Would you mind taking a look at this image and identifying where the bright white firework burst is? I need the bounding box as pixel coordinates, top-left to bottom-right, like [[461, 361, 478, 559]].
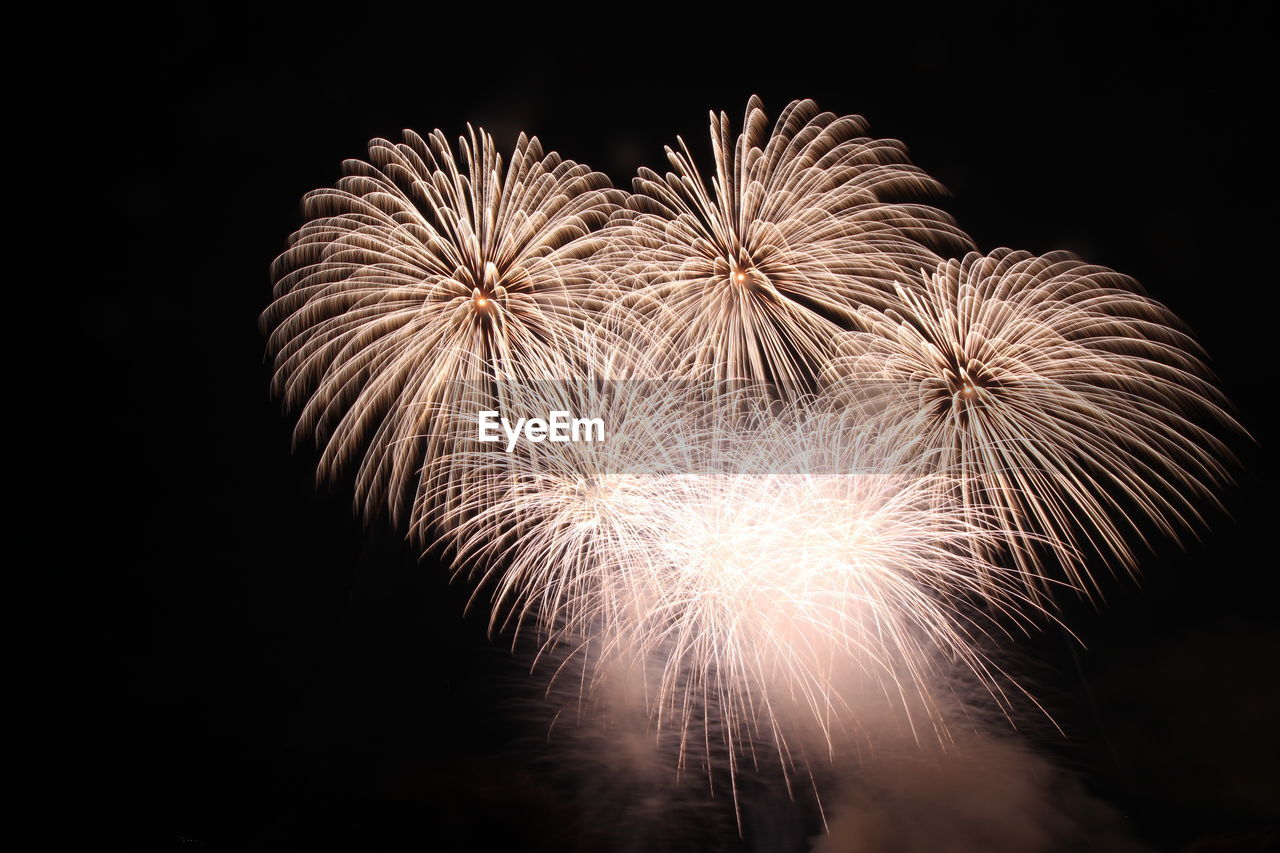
[[442, 385, 1049, 787], [602, 96, 972, 396], [262, 126, 623, 534], [825, 248, 1239, 595]]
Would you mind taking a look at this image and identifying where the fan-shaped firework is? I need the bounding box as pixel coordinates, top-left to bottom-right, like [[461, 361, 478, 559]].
[[826, 248, 1238, 594], [262, 126, 623, 533], [603, 96, 972, 395]]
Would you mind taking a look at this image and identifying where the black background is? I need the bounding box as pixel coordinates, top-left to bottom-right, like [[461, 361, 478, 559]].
[[23, 5, 1276, 850]]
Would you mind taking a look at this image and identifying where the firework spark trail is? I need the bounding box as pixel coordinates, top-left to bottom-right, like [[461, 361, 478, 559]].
[[262, 126, 623, 533], [601, 96, 972, 396], [436, 367, 730, 644], [605, 421, 1046, 767], [824, 249, 1240, 595], [441, 383, 1053, 794]]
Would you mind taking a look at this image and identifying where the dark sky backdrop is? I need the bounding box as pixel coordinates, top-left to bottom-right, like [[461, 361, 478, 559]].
[[24, 6, 1276, 851]]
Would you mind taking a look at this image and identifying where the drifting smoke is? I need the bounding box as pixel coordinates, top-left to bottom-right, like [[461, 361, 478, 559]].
[[810, 725, 1153, 853]]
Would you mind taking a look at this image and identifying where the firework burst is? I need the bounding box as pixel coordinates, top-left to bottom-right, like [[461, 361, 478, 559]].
[[825, 248, 1238, 594], [443, 387, 1045, 785], [436, 367, 723, 644], [262, 126, 623, 532], [605, 426, 1038, 769], [602, 96, 971, 395]]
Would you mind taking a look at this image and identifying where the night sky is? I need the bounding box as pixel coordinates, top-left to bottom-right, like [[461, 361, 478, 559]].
[[23, 7, 1276, 851]]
